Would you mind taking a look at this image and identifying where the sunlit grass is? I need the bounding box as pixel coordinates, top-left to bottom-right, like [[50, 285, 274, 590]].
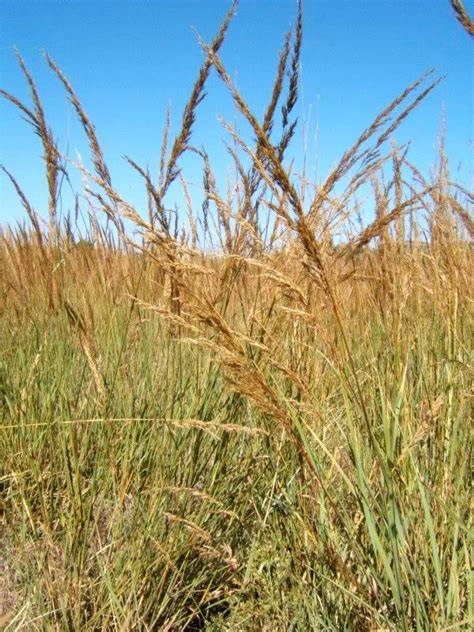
[[0, 1, 472, 629]]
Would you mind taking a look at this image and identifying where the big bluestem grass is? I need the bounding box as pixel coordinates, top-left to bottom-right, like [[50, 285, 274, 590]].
[[0, 1, 472, 629]]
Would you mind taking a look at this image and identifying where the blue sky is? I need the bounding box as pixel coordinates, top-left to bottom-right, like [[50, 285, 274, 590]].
[[0, 0, 472, 230]]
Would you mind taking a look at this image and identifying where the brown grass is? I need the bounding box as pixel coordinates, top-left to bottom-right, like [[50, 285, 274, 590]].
[[451, 0, 474, 36], [0, 1, 472, 629]]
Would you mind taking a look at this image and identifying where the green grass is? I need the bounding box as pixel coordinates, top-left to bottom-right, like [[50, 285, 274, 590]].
[[1, 245, 471, 629], [0, 1, 473, 628]]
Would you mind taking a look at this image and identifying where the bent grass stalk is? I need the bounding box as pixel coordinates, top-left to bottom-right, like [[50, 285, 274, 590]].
[[0, 1, 472, 629]]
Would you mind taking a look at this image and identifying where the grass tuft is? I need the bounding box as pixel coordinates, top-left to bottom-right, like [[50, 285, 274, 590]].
[[0, 1, 472, 629]]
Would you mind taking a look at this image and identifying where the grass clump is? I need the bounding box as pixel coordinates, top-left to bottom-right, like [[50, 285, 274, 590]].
[[0, 1, 472, 629]]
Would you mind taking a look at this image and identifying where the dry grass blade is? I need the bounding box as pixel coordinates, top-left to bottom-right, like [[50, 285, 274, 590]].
[[45, 53, 112, 188], [163, 513, 213, 542], [124, 155, 171, 235], [278, 0, 303, 158], [307, 70, 440, 225], [247, 0, 301, 204], [1, 3, 472, 629], [0, 51, 61, 234], [0, 417, 267, 436], [64, 300, 107, 404], [200, 40, 304, 223], [450, 196, 474, 239], [338, 186, 435, 260], [262, 31, 291, 138], [161, 1, 238, 199], [0, 166, 44, 246], [450, 0, 474, 36], [372, 77, 443, 152], [281, 0, 302, 129]]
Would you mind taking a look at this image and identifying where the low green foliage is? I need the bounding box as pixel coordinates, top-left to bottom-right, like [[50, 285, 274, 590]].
[[0, 1, 472, 629]]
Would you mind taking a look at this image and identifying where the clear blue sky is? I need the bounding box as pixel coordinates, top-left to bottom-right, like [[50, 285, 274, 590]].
[[0, 0, 472, 229]]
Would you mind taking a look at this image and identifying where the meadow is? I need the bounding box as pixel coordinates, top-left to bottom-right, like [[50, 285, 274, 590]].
[[0, 2, 473, 629]]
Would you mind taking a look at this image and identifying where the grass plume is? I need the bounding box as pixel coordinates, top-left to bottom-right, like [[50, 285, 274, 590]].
[[0, 2, 472, 629]]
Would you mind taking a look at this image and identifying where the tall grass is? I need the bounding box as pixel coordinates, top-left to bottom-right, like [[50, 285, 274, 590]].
[[0, 1, 472, 629]]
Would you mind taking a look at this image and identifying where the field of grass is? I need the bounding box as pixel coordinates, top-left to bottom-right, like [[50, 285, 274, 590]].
[[0, 2, 472, 630]]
